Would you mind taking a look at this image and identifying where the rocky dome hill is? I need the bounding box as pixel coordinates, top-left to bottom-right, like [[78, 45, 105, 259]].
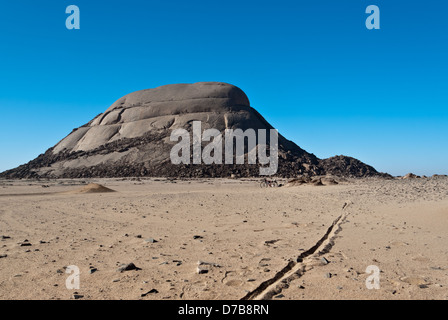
[[0, 82, 390, 179]]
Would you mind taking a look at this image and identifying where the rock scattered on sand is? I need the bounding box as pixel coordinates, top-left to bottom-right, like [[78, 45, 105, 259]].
[[399, 276, 428, 286], [286, 176, 340, 187], [173, 260, 182, 266], [196, 266, 208, 274], [312, 178, 324, 186], [197, 261, 222, 268], [117, 263, 141, 272], [20, 242, 32, 247], [196, 260, 221, 274], [0, 254, 7, 258], [401, 173, 420, 179], [264, 239, 280, 244], [286, 176, 310, 186], [321, 177, 338, 185], [141, 289, 158, 297], [72, 293, 84, 299]]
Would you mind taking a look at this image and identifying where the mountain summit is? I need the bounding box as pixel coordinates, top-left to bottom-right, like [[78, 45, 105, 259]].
[[0, 82, 387, 179]]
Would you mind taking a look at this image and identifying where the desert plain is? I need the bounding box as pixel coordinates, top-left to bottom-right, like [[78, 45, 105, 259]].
[[0, 175, 447, 300]]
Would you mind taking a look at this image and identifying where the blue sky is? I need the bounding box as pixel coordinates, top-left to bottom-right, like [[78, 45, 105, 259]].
[[0, 0, 447, 176]]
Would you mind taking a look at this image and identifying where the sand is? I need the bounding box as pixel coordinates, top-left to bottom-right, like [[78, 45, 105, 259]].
[[63, 183, 116, 194], [0, 176, 447, 300]]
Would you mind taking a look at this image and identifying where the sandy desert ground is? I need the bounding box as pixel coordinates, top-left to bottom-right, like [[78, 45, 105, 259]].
[[0, 176, 447, 300]]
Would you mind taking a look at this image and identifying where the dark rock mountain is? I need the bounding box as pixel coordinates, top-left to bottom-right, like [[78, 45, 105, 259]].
[[0, 82, 389, 179], [320, 155, 383, 178]]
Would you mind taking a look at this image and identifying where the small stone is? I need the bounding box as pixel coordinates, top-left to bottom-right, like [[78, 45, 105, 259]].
[[1, 236, 11, 240], [141, 289, 158, 297], [73, 293, 84, 299], [117, 263, 141, 272], [197, 260, 222, 268], [197, 266, 208, 274], [173, 260, 182, 266], [193, 235, 203, 240], [145, 238, 158, 243], [325, 273, 332, 278], [298, 285, 305, 289], [321, 257, 330, 265], [89, 268, 98, 274], [20, 242, 32, 247], [274, 294, 285, 299], [0, 254, 7, 258], [430, 266, 443, 270]]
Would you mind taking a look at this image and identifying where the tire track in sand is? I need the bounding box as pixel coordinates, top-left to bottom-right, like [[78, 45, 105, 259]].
[[241, 203, 351, 300]]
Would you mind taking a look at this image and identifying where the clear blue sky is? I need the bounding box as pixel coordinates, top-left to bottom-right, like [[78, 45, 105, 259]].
[[0, 1, 447, 176]]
